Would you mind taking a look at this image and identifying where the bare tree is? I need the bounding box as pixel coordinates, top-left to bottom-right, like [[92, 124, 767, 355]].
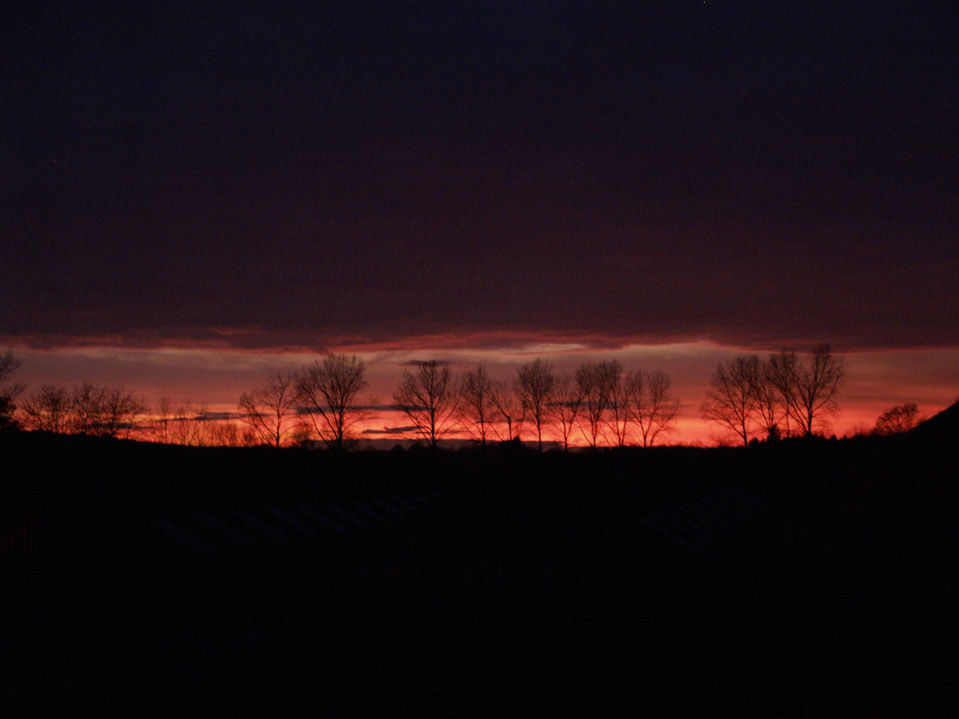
[[575, 360, 618, 448], [607, 366, 637, 448], [633, 370, 679, 447], [767, 351, 799, 437], [99, 385, 147, 439], [147, 399, 209, 446], [753, 357, 786, 440], [151, 396, 176, 443], [701, 355, 761, 445], [296, 354, 369, 450], [458, 365, 497, 448], [288, 422, 313, 448], [71, 382, 106, 435], [207, 419, 243, 447], [21, 385, 71, 433], [550, 374, 583, 451], [0, 350, 20, 382], [69, 382, 144, 438], [0, 349, 24, 429], [239, 371, 299, 448], [192, 409, 251, 447], [768, 345, 845, 437], [874, 403, 922, 436], [168, 401, 207, 446], [393, 360, 458, 449], [515, 358, 554, 451], [490, 380, 525, 442]]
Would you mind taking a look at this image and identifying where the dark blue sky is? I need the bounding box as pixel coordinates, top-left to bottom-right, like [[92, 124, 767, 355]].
[[4, 1, 958, 351]]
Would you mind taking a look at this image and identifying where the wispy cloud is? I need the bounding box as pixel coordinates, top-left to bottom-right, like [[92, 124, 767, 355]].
[[395, 359, 453, 368], [362, 426, 418, 435]]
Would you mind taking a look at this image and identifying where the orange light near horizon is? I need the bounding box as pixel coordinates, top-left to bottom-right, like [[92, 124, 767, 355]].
[[12, 344, 958, 447]]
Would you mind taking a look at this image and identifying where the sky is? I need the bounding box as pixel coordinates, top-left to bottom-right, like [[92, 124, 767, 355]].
[[3, 2, 958, 443]]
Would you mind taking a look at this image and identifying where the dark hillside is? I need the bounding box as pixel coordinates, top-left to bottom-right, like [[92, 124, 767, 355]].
[[3, 424, 956, 713], [776, 403, 959, 704]]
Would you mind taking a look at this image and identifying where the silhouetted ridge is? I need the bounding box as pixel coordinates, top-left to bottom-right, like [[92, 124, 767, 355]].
[[5, 427, 957, 710], [906, 398, 959, 442]]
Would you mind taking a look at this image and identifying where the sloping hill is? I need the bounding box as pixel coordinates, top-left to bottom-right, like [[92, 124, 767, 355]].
[[787, 401, 959, 702], [5, 425, 956, 711]]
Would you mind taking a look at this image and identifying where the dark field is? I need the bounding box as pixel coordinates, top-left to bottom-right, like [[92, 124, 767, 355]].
[[4, 408, 958, 714]]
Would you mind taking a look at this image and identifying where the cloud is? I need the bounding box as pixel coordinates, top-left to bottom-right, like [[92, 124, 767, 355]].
[[395, 359, 453, 368], [3, 5, 958, 356], [196, 411, 241, 422], [362, 426, 418, 435]]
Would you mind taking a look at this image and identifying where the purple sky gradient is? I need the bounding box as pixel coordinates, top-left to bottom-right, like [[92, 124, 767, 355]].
[[3, 2, 957, 438]]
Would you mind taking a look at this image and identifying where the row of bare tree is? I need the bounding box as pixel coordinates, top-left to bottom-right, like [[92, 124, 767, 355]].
[[235, 355, 680, 450], [237, 355, 366, 450], [18, 381, 249, 445], [700, 344, 846, 445], [390, 359, 680, 451], [1, 344, 928, 448], [0, 350, 24, 430], [19, 382, 146, 438], [10, 356, 365, 447], [151, 398, 252, 447]]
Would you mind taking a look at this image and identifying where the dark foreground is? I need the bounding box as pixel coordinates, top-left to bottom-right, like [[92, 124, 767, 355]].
[[4, 409, 959, 714]]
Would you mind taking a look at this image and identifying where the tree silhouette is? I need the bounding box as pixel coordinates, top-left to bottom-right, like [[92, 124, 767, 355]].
[[394, 360, 458, 449], [102, 385, 147, 438], [607, 366, 637, 448], [206, 418, 244, 447], [0, 349, 24, 429], [21, 385, 71, 433], [550, 374, 583, 451], [458, 365, 497, 448], [239, 371, 299, 448], [150, 396, 176, 444], [490, 379, 525, 442], [874, 402, 921, 436], [768, 344, 844, 437], [297, 354, 369, 451], [753, 356, 786, 440], [701, 355, 761, 445], [68, 382, 145, 438], [156, 399, 208, 446], [165, 405, 251, 447], [515, 358, 554, 451], [633, 370, 679, 447], [575, 360, 618, 448], [70, 382, 104, 435]]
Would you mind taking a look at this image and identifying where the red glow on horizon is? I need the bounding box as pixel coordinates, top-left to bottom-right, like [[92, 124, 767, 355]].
[[9, 343, 957, 448]]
